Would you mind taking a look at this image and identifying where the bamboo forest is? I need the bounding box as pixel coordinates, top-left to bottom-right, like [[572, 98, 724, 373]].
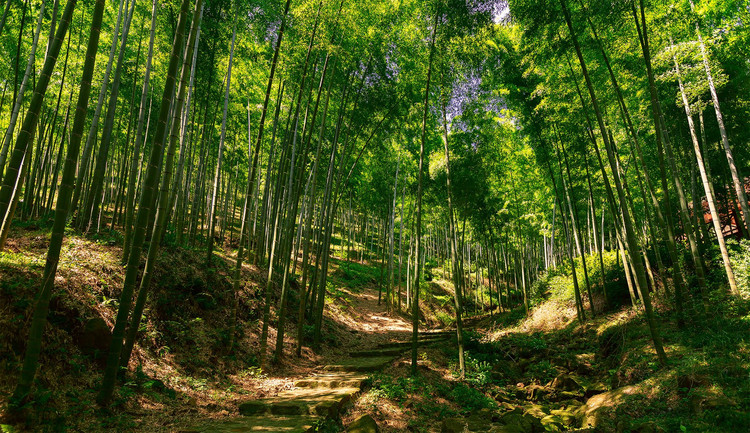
[[1, 0, 750, 431]]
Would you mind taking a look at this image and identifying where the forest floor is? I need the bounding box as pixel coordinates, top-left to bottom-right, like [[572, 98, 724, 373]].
[[0, 225, 454, 432], [339, 269, 750, 433], [1, 225, 750, 432]]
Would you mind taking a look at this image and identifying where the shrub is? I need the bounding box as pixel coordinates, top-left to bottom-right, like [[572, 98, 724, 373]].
[[448, 383, 496, 413], [728, 239, 750, 297]]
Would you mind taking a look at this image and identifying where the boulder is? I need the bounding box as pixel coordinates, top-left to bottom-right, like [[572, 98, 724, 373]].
[[583, 382, 608, 399], [496, 411, 545, 433], [549, 407, 578, 427], [348, 414, 379, 433], [550, 374, 583, 392], [578, 385, 637, 429], [79, 317, 110, 360], [540, 414, 564, 432], [689, 389, 736, 415], [441, 417, 467, 433], [548, 390, 584, 402], [466, 413, 493, 431], [522, 403, 547, 419]]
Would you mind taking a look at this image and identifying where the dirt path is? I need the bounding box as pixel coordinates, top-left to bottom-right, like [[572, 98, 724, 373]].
[[181, 284, 453, 433]]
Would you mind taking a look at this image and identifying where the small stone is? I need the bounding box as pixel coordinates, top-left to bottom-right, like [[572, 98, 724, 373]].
[[79, 317, 111, 360], [348, 414, 379, 433]]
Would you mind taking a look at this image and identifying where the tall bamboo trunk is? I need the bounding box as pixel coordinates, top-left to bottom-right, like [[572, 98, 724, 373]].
[[672, 46, 739, 295], [8, 0, 95, 411], [0, 0, 75, 250], [561, 0, 666, 364], [97, 0, 192, 405]]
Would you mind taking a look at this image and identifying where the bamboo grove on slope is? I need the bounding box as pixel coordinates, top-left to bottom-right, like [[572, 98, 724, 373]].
[[1, 0, 749, 412]]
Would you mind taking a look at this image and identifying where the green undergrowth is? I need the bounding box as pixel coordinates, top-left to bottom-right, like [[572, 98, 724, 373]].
[[0, 225, 272, 432], [502, 249, 750, 432], [729, 238, 750, 298], [362, 370, 496, 430], [356, 248, 750, 432], [331, 259, 382, 292]]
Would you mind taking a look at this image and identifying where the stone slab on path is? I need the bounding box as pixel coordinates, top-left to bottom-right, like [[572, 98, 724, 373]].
[[374, 336, 451, 350], [179, 414, 320, 433], [349, 347, 406, 358], [238, 386, 362, 418], [294, 372, 369, 389], [321, 356, 394, 372]]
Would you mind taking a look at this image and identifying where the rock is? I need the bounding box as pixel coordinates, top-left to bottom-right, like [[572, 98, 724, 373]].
[[525, 384, 549, 401], [548, 390, 583, 402], [466, 414, 493, 431], [677, 373, 710, 393], [550, 374, 583, 392], [238, 401, 267, 416], [578, 385, 637, 429], [522, 403, 547, 419], [478, 407, 499, 422], [491, 388, 512, 402], [144, 378, 167, 392], [583, 382, 608, 399], [540, 414, 564, 431], [689, 389, 736, 415], [79, 318, 111, 361], [496, 411, 544, 433], [549, 407, 578, 427], [441, 417, 467, 433], [348, 414, 379, 433]]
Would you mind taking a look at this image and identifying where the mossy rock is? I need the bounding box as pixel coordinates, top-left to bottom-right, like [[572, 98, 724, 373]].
[[348, 414, 379, 433]]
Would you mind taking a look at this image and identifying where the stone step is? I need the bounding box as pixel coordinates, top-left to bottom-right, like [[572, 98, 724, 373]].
[[180, 414, 321, 433], [238, 387, 361, 418], [293, 372, 368, 389], [349, 348, 405, 358], [321, 356, 394, 373], [423, 330, 455, 336], [375, 336, 451, 350]]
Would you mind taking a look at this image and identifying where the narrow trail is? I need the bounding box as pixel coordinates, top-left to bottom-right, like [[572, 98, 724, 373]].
[[182, 285, 456, 432]]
